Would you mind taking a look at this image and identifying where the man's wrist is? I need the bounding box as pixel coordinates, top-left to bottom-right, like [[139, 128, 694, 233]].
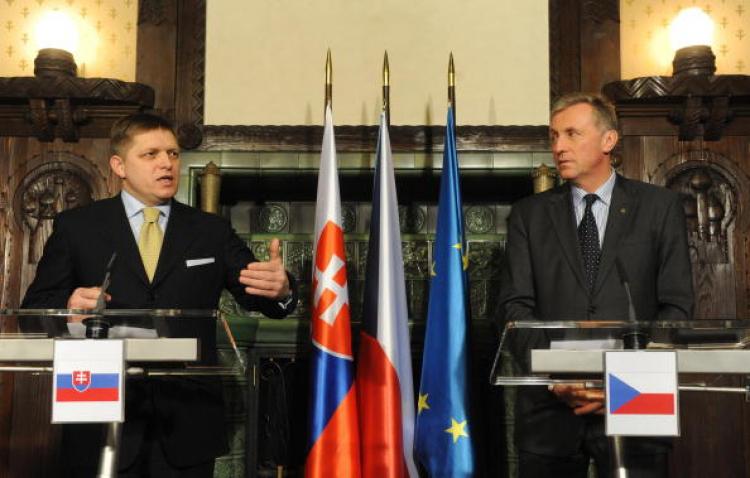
[[277, 291, 294, 310]]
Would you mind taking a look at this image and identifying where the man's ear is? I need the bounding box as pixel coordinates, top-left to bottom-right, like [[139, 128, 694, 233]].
[[110, 155, 126, 179], [602, 129, 619, 154]]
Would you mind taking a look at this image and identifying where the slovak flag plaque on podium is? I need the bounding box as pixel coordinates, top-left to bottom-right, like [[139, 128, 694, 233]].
[[52, 340, 125, 423]]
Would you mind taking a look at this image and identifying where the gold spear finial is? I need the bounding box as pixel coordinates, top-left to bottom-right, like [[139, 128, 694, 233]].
[[448, 52, 455, 113], [325, 49, 332, 110], [383, 51, 390, 122]]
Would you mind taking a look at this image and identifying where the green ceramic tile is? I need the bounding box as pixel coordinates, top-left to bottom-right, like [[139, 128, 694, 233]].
[[458, 153, 492, 169], [221, 151, 260, 169], [338, 152, 373, 169], [174, 175, 190, 204], [414, 153, 443, 169], [392, 153, 415, 168], [492, 152, 533, 170], [298, 153, 321, 169], [259, 153, 299, 169], [180, 151, 219, 174], [532, 152, 555, 168]]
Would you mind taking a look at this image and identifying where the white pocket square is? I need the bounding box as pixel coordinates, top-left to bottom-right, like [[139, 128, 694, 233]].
[[186, 257, 215, 267]]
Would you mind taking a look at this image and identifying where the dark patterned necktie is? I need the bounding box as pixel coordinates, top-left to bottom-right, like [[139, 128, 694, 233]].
[[578, 194, 601, 293]]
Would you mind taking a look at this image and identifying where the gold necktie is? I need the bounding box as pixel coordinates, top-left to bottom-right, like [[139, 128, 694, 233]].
[[138, 207, 163, 281]]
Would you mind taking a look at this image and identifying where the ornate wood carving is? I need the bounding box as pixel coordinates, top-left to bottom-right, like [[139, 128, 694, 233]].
[[604, 75, 750, 140], [547, 0, 564, 101], [138, 0, 204, 149], [669, 167, 735, 263], [581, 0, 618, 23], [200, 124, 549, 152], [27, 99, 53, 142], [14, 161, 94, 264], [0, 77, 153, 105], [174, 0, 206, 149], [138, 0, 168, 25], [651, 149, 750, 320], [0, 77, 154, 141]]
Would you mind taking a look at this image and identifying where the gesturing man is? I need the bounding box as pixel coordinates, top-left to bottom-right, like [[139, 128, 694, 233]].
[[22, 113, 297, 477]]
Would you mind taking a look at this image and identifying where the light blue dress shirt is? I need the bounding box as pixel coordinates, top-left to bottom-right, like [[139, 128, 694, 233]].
[[120, 190, 171, 242], [571, 170, 616, 245]]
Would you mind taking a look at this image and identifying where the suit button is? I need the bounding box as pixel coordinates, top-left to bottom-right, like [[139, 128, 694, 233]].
[[588, 305, 596, 314]]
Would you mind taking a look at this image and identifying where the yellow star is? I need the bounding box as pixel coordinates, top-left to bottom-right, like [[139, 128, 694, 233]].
[[445, 418, 469, 443], [418, 393, 430, 414], [430, 261, 436, 277], [452, 242, 470, 270]]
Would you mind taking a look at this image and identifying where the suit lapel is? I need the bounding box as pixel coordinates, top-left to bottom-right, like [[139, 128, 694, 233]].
[[100, 196, 150, 287], [594, 175, 636, 295], [546, 185, 588, 291], [151, 201, 197, 287]]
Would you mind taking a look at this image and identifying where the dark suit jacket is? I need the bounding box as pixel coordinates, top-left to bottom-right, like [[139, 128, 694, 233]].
[[22, 195, 296, 468], [497, 175, 693, 456]]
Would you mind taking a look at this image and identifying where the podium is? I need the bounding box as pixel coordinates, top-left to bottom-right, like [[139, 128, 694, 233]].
[[491, 319, 750, 477], [0, 308, 244, 478]]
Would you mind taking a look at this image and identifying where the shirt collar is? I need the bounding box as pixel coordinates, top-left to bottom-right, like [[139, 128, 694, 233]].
[[571, 169, 616, 207], [120, 190, 171, 220]]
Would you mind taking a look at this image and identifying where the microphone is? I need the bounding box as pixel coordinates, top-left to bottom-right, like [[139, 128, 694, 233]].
[[615, 257, 648, 349], [84, 252, 117, 339]]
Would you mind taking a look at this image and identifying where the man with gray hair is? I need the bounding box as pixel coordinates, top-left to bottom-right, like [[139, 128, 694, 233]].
[[498, 93, 693, 477]]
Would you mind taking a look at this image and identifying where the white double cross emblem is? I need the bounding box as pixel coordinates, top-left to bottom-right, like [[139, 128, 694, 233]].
[[313, 254, 349, 325]]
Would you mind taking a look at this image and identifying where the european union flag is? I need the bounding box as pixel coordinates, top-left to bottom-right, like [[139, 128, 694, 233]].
[[414, 106, 475, 477]]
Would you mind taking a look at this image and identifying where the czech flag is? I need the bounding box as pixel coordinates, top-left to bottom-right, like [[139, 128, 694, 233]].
[[306, 103, 361, 478], [609, 374, 675, 415], [605, 351, 679, 436], [356, 111, 418, 478]]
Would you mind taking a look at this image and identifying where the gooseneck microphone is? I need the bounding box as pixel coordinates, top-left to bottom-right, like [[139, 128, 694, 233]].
[[83, 252, 117, 339], [615, 257, 648, 350]]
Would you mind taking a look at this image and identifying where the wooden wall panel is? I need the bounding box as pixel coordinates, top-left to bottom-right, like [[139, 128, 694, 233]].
[[618, 105, 750, 477], [549, 0, 620, 102], [672, 381, 747, 478], [0, 137, 115, 477]]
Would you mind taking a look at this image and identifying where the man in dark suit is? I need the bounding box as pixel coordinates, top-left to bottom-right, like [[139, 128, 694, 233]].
[[22, 113, 297, 477], [498, 93, 693, 477]]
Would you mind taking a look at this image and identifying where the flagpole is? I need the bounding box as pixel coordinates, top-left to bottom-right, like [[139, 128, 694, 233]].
[[383, 51, 390, 126], [448, 52, 456, 126], [415, 60, 475, 475], [325, 49, 333, 111], [307, 50, 361, 478]]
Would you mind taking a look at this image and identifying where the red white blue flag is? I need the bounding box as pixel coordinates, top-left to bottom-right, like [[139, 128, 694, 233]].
[[356, 111, 418, 478], [605, 351, 679, 436], [52, 340, 124, 423], [608, 375, 675, 415], [306, 104, 361, 478], [56, 371, 120, 401]]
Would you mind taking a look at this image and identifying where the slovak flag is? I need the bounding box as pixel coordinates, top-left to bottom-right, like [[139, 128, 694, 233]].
[[305, 103, 361, 478], [56, 371, 120, 401], [52, 339, 125, 423], [605, 351, 679, 436]]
